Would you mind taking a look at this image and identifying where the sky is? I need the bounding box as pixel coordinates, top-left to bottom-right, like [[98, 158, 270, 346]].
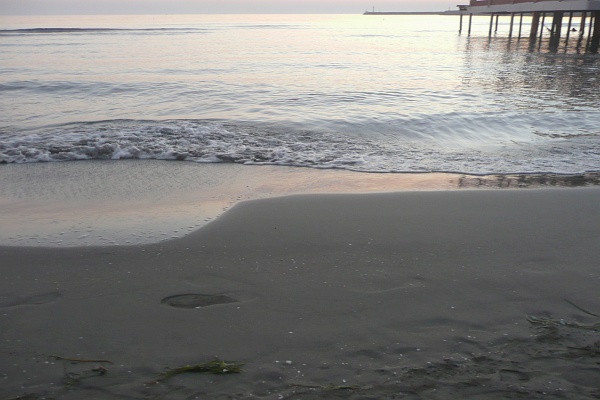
[[0, 0, 456, 15]]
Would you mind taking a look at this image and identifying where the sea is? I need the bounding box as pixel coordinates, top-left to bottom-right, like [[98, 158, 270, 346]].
[[1, 13, 599, 175]]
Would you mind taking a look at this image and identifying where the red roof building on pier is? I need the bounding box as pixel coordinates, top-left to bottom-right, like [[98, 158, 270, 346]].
[[463, 0, 600, 13]]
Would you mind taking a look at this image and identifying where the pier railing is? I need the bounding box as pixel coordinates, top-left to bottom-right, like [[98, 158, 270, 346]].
[[470, 0, 558, 5]]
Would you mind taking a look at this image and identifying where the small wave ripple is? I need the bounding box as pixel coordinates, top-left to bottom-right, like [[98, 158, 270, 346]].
[[0, 27, 208, 35]]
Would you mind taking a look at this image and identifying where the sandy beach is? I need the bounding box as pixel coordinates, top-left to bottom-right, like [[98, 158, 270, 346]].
[[2, 173, 600, 399], [3, 8, 600, 399]]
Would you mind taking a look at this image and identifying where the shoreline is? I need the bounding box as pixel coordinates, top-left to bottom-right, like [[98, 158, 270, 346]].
[[1, 187, 600, 399], [1, 160, 600, 248]]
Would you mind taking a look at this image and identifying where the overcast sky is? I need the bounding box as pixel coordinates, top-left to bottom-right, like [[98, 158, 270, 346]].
[[0, 0, 456, 15]]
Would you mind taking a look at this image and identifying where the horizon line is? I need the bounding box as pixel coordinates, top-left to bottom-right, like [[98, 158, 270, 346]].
[[1, 10, 447, 17]]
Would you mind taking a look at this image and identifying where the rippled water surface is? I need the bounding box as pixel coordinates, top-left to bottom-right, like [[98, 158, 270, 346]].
[[1, 14, 599, 173]]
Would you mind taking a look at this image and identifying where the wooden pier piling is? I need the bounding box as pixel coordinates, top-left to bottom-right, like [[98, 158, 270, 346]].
[[592, 11, 600, 52], [469, 13, 473, 35], [565, 13, 574, 44], [457, 0, 600, 53], [530, 11, 540, 40], [550, 12, 564, 50], [508, 13, 515, 38]]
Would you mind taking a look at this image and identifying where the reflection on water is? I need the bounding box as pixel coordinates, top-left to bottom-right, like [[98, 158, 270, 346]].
[[463, 36, 600, 111], [460, 31, 599, 146]]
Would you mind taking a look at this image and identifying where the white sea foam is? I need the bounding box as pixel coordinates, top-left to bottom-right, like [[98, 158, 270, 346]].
[[1, 118, 599, 174]]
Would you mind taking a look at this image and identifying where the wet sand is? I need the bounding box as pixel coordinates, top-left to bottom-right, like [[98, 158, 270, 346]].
[[2, 160, 598, 248], [2, 185, 600, 399], [0, 161, 467, 247]]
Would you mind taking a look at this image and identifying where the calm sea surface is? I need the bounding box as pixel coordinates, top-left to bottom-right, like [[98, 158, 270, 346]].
[[1, 14, 599, 174]]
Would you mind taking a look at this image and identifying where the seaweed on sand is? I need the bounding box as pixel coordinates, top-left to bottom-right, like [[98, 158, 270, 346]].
[[564, 298, 600, 318], [290, 383, 366, 391], [49, 355, 113, 364], [155, 359, 244, 382], [526, 315, 600, 330], [527, 299, 600, 331]]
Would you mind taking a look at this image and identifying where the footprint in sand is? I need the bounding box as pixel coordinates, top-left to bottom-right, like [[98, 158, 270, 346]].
[[0, 291, 62, 308], [161, 294, 239, 308]]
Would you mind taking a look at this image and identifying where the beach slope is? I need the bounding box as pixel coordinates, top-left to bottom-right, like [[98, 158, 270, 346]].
[[2, 188, 600, 399]]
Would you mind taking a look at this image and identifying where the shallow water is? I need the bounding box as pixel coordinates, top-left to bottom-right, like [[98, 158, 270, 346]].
[[0, 160, 468, 247], [1, 14, 599, 174]]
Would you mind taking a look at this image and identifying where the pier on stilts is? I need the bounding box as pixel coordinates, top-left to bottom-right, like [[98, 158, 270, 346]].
[[457, 0, 600, 53]]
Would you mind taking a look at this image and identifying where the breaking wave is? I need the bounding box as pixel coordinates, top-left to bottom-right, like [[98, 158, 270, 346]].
[[1, 119, 600, 175]]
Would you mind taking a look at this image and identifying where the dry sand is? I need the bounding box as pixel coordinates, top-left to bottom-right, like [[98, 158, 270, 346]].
[[2, 185, 600, 399]]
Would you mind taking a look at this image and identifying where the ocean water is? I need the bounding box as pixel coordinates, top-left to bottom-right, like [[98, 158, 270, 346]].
[[1, 13, 599, 174]]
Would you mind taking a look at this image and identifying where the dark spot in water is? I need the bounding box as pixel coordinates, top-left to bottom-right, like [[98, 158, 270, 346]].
[[161, 294, 238, 308]]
